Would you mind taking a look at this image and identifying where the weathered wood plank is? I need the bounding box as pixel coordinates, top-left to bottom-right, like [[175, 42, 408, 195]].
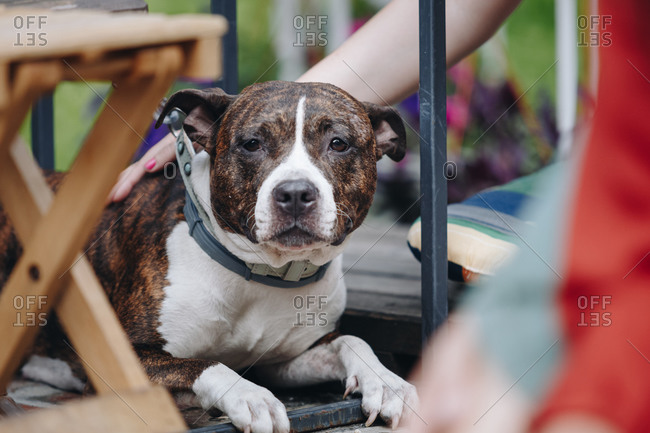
[[189, 399, 366, 433], [342, 223, 420, 280], [0, 386, 183, 433]]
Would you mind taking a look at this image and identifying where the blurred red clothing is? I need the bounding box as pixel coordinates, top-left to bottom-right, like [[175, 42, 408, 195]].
[[534, 1, 650, 432]]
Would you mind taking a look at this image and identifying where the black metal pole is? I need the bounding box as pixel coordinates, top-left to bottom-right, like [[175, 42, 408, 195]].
[[31, 93, 55, 170], [211, 0, 238, 94], [419, 0, 447, 344]]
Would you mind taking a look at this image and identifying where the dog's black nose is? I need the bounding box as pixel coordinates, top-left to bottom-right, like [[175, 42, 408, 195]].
[[273, 180, 318, 217]]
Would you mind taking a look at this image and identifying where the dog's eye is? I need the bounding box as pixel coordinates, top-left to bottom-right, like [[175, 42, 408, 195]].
[[242, 139, 261, 152], [329, 138, 349, 153]]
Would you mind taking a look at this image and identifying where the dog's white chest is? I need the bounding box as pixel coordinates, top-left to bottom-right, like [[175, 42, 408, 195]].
[[157, 223, 346, 370]]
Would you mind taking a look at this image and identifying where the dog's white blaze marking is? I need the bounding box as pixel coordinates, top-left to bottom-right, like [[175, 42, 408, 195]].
[[21, 355, 84, 392], [295, 94, 306, 145], [255, 96, 337, 244]]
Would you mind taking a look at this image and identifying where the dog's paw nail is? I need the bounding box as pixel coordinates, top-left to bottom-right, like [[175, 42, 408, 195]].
[[243, 426, 251, 433], [343, 376, 358, 399], [365, 410, 379, 427], [391, 415, 400, 429]]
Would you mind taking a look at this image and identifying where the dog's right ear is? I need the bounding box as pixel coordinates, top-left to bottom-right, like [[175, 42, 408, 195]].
[[156, 87, 236, 150]]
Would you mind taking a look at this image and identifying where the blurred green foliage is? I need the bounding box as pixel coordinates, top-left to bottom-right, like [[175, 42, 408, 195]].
[[505, 0, 555, 103], [19, 0, 556, 171]]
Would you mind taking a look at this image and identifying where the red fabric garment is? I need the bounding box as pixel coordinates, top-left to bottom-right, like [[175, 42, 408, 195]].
[[533, 1, 650, 432]]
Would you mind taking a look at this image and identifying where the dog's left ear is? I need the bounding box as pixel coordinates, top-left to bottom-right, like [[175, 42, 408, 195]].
[[156, 87, 237, 151], [364, 103, 407, 162]]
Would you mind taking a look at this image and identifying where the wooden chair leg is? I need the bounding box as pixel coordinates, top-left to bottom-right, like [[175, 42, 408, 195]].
[[0, 142, 150, 394], [0, 46, 182, 397]]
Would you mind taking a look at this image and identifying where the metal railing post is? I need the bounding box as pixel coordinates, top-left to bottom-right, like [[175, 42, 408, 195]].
[[211, 0, 238, 94], [419, 0, 448, 343], [31, 93, 55, 169]]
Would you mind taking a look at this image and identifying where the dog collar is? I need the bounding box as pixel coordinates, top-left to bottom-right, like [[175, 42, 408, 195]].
[[166, 109, 331, 288]]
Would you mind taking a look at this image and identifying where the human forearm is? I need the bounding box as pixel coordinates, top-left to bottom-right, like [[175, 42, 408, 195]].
[[298, 0, 521, 105], [297, 0, 419, 105]]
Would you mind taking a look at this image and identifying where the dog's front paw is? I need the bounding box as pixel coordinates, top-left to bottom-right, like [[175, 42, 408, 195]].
[[344, 369, 418, 429], [337, 336, 419, 429], [193, 364, 290, 433]]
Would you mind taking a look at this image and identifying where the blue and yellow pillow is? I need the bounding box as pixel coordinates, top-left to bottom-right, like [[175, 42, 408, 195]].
[[408, 164, 559, 282]]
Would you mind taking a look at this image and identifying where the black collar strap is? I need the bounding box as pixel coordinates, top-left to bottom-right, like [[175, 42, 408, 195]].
[[183, 194, 331, 288], [166, 108, 331, 289]]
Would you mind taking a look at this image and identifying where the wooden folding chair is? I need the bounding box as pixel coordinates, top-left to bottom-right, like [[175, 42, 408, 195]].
[[0, 9, 227, 432]]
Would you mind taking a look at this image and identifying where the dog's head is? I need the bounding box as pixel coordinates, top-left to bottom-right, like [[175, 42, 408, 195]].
[[158, 81, 406, 262]]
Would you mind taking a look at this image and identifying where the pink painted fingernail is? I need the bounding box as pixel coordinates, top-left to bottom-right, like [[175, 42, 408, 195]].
[[144, 158, 156, 170]]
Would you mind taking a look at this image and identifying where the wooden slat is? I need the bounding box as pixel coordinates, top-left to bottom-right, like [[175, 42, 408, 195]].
[[344, 273, 420, 297], [184, 37, 222, 80], [0, 386, 184, 433], [340, 309, 421, 357], [342, 290, 421, 357], [346, 290, 421, 319], [0, 9, 227, 68], [0, 63, 8, 108], [0, 61, 60, 150], [190, 399, 366, 433], [342, 224, 421, 278]]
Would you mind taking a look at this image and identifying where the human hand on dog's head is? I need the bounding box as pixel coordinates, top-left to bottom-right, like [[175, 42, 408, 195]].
[[107, 131, 176, 203]]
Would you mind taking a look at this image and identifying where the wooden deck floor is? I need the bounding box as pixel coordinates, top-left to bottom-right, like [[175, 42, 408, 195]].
[[5, 218, 431, 433], [340, 219, 423, 372], [343, 219, 421, 302]]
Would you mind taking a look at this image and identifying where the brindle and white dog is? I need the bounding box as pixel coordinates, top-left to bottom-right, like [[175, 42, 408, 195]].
[[0, 81, 417, 433]]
